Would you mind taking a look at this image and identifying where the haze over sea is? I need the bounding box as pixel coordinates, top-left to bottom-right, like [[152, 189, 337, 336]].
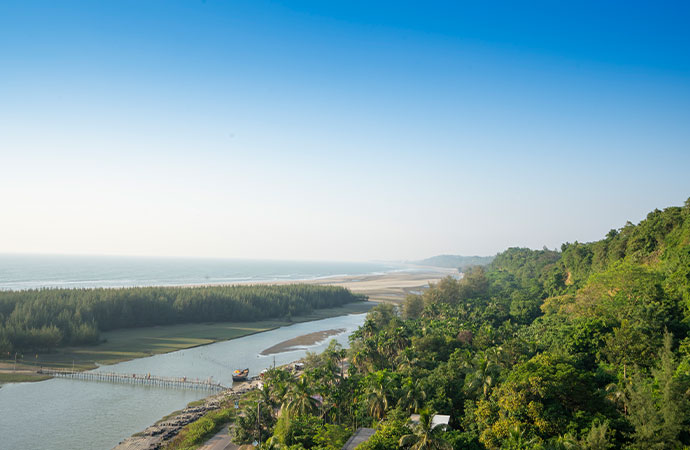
[[0, 254, 400, 291]]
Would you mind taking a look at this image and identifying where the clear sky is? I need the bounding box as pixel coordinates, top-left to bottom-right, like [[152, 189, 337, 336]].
[[1, 1, 689, 261]]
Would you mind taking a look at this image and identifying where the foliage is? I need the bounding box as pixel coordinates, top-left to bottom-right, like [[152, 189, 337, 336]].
[[204, 198, 690, 449], [232, 399, 276, 445], [475, 353, 613, 448], [313, 423, 351, 450], [0, 284, 364, 353], [273, 414, 323, 447], [399, 408, 451, 449], [624, 332, 690, 449], [358, 408, 413, 450], [165, 408, 234, 450]]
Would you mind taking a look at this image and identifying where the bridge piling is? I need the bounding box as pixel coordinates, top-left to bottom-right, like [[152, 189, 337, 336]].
[[38, 368, 227, 392]]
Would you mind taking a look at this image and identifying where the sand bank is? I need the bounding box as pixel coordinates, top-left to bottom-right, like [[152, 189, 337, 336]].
[[260, 328, 346, 355], [301, 267, 458, 302]]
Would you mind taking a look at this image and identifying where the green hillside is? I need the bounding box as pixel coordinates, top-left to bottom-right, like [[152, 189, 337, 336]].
[[228, 198, 690, 449]]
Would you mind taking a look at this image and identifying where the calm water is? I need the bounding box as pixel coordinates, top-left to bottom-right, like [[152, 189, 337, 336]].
[[0, 313, 367, 450], [0, 254, 400, 290]]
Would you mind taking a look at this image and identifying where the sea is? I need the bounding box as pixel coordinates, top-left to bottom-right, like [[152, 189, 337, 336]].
[[0, 254, 401, 291]]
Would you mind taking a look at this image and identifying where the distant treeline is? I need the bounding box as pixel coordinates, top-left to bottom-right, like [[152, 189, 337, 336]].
[[412, 254, 495, 271], [0, 284, 365, 354]]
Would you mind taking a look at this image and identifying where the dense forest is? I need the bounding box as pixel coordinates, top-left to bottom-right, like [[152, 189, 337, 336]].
[[227, 198, 690, 449], [0, 285, 365, 354]]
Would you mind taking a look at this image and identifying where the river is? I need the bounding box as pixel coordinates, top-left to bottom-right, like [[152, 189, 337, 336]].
[[0, 313, 366, 450]]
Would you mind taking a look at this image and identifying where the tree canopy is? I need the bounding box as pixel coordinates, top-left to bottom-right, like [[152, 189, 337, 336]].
[[240, 198, 690, 449], [0, 284, 365, 353]]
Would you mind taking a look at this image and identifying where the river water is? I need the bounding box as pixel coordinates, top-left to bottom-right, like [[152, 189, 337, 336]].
[[0, 313, 367, 450]]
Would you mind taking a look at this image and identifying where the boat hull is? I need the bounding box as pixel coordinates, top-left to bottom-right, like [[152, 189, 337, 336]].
[[232, 368, 249, 382]]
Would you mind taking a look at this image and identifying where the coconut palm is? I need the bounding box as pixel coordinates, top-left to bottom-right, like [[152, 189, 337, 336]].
[[465, 351, 500, 399], [382, 326, 409, 360], [398, 377, 427, 413], [398, 409, 451, 450], [258, 384, 275, 409], [365, 371, 396, 420], [282, 375, 319, 418], [395, 350, 420, 372], [366, 382, 389, 421], [263, 368, 292, 407], [544, 433, 580, 450], [503, 425, 539, 450]]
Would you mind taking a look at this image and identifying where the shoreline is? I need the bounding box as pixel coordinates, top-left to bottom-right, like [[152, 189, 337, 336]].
[[0, 267, 455, 381], [0, 301, 374, 382], [113, 377, 264, 450], [0, 264, 455, 292], [109, 268, 457, 449]]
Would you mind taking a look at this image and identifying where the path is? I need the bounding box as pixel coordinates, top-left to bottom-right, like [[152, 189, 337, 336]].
[[198, 424, 238, 450]]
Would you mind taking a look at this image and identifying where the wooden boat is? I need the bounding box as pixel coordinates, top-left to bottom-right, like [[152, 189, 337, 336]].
[[232, 368, 249, 382]]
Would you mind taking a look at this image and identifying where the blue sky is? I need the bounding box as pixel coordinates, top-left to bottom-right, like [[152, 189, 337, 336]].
[[1, 1, 689, 260]]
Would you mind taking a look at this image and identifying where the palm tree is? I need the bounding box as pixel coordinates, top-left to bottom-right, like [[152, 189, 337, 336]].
[[282, 375, 319, 418], [382, 327, 409, 360], [398, 409, 451, 450], [503, 425, 539, 450], [398, 377, 427, 413], [395, 347, 422, 373], [465, 351, 500, 399], [263, 367, 292, 405], [366, 380, 389, 421], [544, 434, 580, 450], [258, 384, 275, 409], [365, 370, 399, 421], [605, 382, 627, 415], [323, 340, 346, 371]]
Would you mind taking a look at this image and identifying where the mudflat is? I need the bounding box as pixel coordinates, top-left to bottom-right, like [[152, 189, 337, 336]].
[[260, 328, 346, 355]]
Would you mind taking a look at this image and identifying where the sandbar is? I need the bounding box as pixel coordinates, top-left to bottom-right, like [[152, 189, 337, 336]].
[[260, 328, 346, 355]]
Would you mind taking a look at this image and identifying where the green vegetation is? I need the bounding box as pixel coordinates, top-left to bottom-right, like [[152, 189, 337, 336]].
[[0, 284, 365, 354], [166, 408, 235, 450], [231, 342, 353, 449], [0, 372, 51, 384], [4, 301, 372, 370], [220, 198, 690, 449]]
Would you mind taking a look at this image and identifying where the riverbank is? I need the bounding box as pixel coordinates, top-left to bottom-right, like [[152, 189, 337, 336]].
[[1, 267, 454, 382], [0, 370, 51, 384], [0, 301, 373, 382], [113, 379, 261, 450], [0, 313, 368, 450]]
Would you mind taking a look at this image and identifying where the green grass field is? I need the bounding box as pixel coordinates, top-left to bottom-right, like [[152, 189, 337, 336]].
[[6, 301, 373, 372], [0, 373, 52, 383]]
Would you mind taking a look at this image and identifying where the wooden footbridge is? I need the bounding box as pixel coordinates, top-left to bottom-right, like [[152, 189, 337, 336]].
[[38, 368, 228, 392]]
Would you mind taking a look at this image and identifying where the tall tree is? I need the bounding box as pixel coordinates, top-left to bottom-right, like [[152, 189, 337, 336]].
[[399, 409, 451, 450]]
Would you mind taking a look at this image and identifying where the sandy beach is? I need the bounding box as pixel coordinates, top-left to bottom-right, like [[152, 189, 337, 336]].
[[184, 265, 458, 303], [299, 266, 458, 302]]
